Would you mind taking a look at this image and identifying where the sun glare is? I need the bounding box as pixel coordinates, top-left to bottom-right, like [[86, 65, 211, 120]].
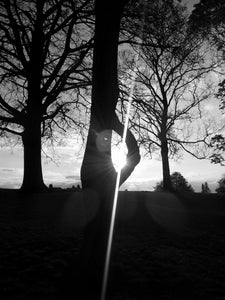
[[112, 146, 127, 171]]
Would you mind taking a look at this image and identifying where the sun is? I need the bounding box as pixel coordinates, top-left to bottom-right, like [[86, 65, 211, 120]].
[[112, 146, 127, 171]]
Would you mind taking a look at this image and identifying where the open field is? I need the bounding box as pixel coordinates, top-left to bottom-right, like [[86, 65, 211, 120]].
[[0, 189, 225, 299]]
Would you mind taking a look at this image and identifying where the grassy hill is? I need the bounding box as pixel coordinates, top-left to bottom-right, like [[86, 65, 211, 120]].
[[0, 189, 225, 299]]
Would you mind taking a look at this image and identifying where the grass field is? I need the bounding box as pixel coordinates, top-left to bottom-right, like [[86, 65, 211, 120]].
[[0, 189, 225, 299]]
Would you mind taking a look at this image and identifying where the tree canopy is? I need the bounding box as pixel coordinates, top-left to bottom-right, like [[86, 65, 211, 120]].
[[0, 0, 93, 190], [119, 0, 215, 190], [215, 174, 225, 193], [0, 0, 93, 138], [154, 171, 194, 192], [190, 0, 225, 167]]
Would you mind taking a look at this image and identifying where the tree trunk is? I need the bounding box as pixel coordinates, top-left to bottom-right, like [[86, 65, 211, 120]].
[[160, 102, 173, 192], [20, 2, 46, 192], [81, 0, 124, 192], [78, 114, 140, 299], [21, 120, 46, 192], [77, 0, 139, 298], [161, 137, 173, 191], [79, 0, 123, 295]]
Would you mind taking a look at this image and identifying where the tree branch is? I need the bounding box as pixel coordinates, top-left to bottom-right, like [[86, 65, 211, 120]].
[[112, 113, 140, 185]]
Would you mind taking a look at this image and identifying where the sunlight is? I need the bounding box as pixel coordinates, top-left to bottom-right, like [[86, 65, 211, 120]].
[[112, 146, 127, 171]]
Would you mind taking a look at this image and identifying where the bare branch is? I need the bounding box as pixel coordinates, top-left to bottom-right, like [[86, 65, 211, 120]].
[[0, 126, 22, 136]]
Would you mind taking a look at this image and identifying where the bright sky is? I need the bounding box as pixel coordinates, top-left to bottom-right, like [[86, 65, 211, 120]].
[[0, 0, 224, 192], [0, 117, 224, 193]]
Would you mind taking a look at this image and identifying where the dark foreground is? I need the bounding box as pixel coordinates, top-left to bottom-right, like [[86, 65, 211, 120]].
[[0, 189, 225, 299]]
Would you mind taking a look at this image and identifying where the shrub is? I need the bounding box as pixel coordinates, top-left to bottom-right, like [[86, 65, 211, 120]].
[[154, 172, 194, 192], [215, 175, 225, 193]]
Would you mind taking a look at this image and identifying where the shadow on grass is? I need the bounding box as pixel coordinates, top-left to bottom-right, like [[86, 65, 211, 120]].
[[1, 189, 225, 299]]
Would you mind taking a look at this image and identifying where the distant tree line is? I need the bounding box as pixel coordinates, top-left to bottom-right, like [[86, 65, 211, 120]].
[[154, 172, 225, 194], [201, 181, 211, 193], [154, 172, 194, 193]]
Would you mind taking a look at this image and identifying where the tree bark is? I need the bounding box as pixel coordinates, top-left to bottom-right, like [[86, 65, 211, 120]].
[[21, 120, 46, 192], [20, 1, 46, 192], [160, 105, 173, 192], [161, 138, 173, 191]]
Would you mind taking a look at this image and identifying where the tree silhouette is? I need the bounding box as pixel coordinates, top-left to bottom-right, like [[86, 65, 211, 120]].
[[0, 0, 93, 191], [201, 181, 211, 193], [81, 2, 140, 192], [190, 0, 225, 167], [211, 78, 225, 165], [190, 0, 225, 44], [120, 0, 214, 191], [209, 134, 225, 166], [215, 175, 225, 193], [154, 171, 194, 192], [78, 0, 140, 298]]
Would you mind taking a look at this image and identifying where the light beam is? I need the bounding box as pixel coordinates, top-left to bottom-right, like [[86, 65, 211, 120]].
[[101, 3, 146, 299], [100, 51, 142, 300]]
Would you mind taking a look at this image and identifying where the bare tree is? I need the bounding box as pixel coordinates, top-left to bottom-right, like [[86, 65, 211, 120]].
[[0, 0, 93, 191], [190, 0, 225, 167], [119, 0, 216, 191]]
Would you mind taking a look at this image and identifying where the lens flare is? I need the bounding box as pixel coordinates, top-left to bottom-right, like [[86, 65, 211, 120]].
[[101, 60, 138, 300], [112, 146, 127, 171], [101, 3, 147, 299]]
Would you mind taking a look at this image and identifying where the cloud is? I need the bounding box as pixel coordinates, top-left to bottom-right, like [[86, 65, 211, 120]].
[[43, 169, 66, 182], [121, 179, 158, 191], [0, 167, 23, 174], [1, 168, 15, 172], [42, 170, 81, 188], [0, 142, 223, 193], [127, 158, 162, 181], [0, 167, 23, 189], [65, 175, 80, 180], [204, 104, 215, 111]]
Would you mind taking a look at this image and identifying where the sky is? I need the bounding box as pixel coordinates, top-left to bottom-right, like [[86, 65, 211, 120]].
[[0, 0, 224, 192], [0, 120, 224, 193]]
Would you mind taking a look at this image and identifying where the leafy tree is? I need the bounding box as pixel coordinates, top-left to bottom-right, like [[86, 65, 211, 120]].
[[209, 134, 225, 165], [154, 171, 194, 192], [0, 0, 93, 191], [211, 79, 225, 165], [190, 0, 225, 48], [120, 0, 214, 191], [215, 175, 225, 193], [201, 181, 211, 193]]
